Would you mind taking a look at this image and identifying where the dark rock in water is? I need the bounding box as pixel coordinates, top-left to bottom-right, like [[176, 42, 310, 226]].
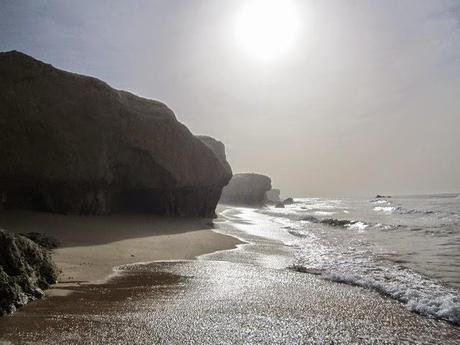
[[289, 265, 324, 275], [320, 218, 356, 227], [283, 197, 294, 205], [301, 216, 357, 228], [0, 51, 231, 217], [19, 232, 59, 250], [376, 195, 392, 199], [0, 229, 58, 316], [265, 189, 281, 203], [275, 202, 285, 208], [220, 173, 271, 206], [301, 216, 320, 223]]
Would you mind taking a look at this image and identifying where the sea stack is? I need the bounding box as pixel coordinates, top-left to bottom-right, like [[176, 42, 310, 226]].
[[220, 173, 272, 206], [0, 51, 231, 217]]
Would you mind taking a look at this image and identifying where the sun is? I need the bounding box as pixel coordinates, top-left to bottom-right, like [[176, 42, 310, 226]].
[[234, 0, 300, 61]]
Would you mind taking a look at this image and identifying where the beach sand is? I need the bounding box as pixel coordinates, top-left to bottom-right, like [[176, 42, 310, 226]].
[[0, 260, 459, 344], [0, 209, 241, 291], [1, 208, 459, 344]]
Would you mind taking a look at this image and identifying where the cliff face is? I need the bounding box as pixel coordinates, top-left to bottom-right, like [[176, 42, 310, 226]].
[[197, 136, 233, 177], [220, 173, 271, 206], [0, 51, 231, 217]]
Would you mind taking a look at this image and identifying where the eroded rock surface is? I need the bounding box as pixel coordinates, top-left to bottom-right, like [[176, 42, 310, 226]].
[[0, 51, 231, 217], [0, 229, 58, 316], [197, 136, 232, 177]]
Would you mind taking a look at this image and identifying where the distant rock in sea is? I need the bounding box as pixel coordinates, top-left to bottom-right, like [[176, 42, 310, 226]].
[[220, 173, 272, 206], [282, 197, 294, 205], [0, 229, 58, 316], [375, 195, 392, 199], [265, 188, 281, 203], [0, 51, 231, 217]]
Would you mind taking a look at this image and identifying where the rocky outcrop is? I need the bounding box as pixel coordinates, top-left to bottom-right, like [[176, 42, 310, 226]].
[[197, 136, 232, 177], [0, 229, 58, 316], [0, 51, 232, 217], [20, 232, 59, 250], [282, 197, 294, 205], [265, 188, 281, 203], [220, 173, 271, 206]]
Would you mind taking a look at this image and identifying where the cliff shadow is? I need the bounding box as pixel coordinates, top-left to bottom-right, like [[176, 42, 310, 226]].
[[0, 210, 214, 249]]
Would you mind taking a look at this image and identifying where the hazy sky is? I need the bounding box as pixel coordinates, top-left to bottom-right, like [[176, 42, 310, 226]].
[[1, 0, 459, 197]]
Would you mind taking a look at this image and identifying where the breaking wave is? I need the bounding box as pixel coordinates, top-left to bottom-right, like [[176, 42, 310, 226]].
[[299, 215, 400, 231], [324, 270, 460, 325], [256, 196, 460, 325], [373, 205, 435, 215]]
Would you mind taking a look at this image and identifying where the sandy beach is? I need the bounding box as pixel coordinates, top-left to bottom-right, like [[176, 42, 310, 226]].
[[0, 206, 459, 344], [0, 209, 241, 289]]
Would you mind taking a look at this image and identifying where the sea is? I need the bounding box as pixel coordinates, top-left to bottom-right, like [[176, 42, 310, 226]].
[[212, 194, 460, 325]]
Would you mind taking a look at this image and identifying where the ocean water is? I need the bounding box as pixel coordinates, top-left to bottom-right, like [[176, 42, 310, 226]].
[[213, 194, 460, 325]]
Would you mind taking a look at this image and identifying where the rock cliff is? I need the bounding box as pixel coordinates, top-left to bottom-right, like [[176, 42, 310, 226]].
[[220, 173, 271, 206], [0, 51, 231, 217], [197, 136, 232, 177]]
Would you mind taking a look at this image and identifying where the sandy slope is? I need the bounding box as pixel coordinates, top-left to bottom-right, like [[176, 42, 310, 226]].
[[0, 210, 240, 289]]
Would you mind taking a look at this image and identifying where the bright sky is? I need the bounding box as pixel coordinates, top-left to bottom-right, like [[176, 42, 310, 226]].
[[1, 0, 459, 196]]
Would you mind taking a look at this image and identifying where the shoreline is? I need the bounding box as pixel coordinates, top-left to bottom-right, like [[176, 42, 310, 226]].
[[0, 208, 242, 294], [1, 205, 460, 344]]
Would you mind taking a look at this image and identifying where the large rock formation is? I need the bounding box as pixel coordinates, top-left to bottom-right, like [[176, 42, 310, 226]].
[[197, 136, 232, 177], [0, 229, 58, 316], [220, 173, 271, 206], [265, 188, 281, 203], [0, 51, 231, 217]]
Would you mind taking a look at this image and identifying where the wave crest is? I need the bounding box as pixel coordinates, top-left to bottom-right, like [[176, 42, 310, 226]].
[[324, 271, 460, 325]]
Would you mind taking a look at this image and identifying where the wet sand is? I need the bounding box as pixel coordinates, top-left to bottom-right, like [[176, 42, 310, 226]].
[[0, 260, 458, 344]]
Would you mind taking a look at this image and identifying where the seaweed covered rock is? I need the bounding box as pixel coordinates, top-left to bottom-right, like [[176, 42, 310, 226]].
[[0, 51, 231, 217], [220, 173, 272, 206], [0, 229, 58, 315]]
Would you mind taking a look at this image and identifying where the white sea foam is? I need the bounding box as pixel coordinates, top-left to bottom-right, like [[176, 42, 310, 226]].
[[373, 223, 401, 231], [371, 200, 389, 204], [373, 205, 437, 215], [345, 221, 369, 231], [325, 271, 460, 325], [315, 211, 335, 216], [373, 206, 397, 213]]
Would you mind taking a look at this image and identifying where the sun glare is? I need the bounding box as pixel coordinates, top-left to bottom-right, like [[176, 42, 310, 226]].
[[235, 0, 300, 61]]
